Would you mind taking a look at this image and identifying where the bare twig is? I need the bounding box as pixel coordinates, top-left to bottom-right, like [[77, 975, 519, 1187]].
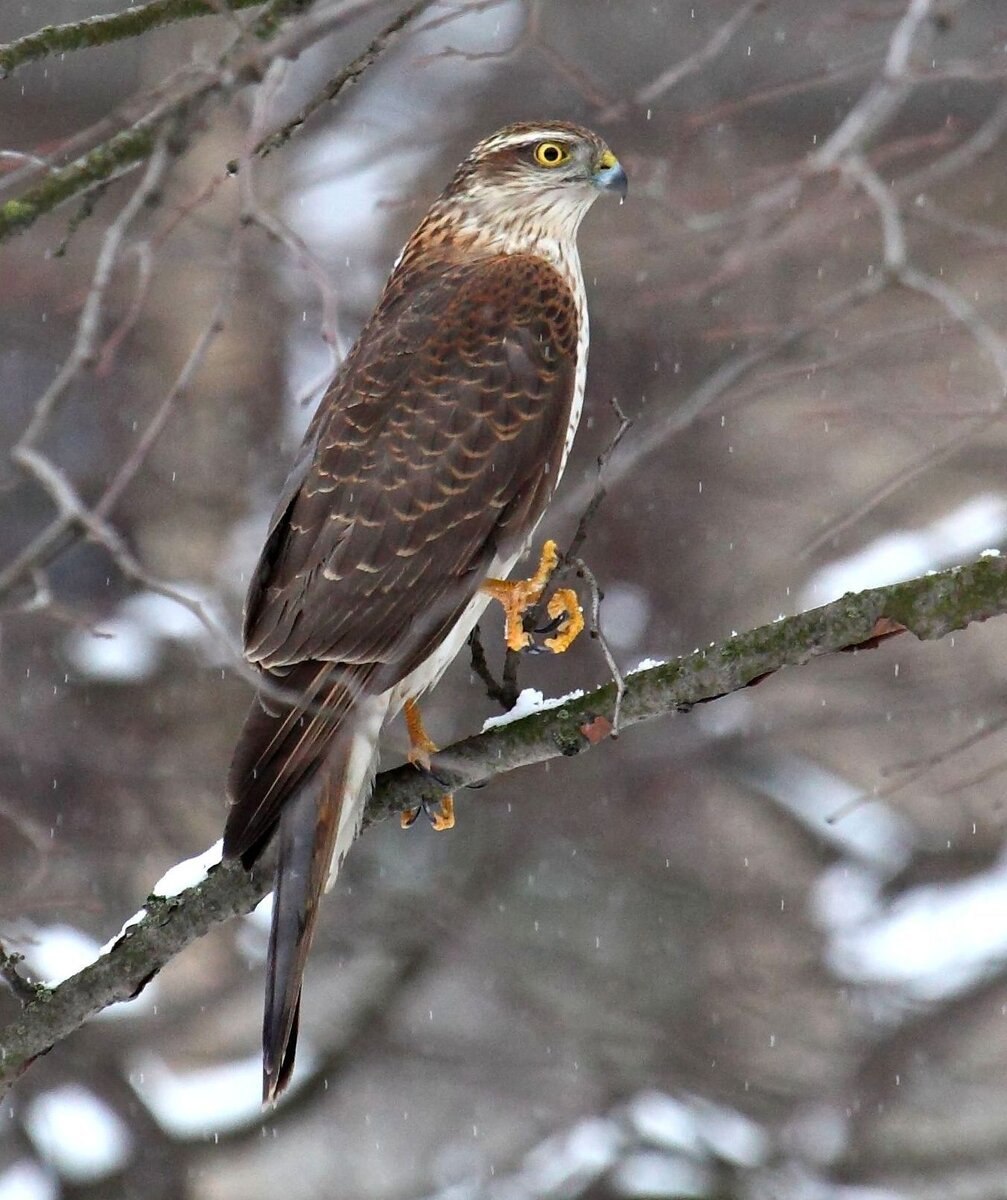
[[17, 140, 173, 452], [467, 625, 516, 711], [571, 556, 625, 736], [245, 0, 437, 164], [96, 249, 242, 520], [800, 154, 1007, 558], [812, 0, 940, 171], [8, 448, 262, 691], [0, 946, 38, 1007], [558, 273, 889, 525], [239, 61, 347, 357], [599, 0, 766, 122], [564, 396, 632, 567]]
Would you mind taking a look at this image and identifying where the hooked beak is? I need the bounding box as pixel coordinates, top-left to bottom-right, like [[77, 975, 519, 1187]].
[[594, 149, 628, 200]]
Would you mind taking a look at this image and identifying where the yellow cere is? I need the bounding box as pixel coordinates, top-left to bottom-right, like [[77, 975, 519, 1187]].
[[534, 141, 569, 167], [598, 149, 618, 170]]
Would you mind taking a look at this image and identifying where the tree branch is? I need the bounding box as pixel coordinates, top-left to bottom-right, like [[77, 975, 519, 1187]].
[[0, 0, 426, 243], [0, 0, 278, 79], [3, 552, 1007, 1090]]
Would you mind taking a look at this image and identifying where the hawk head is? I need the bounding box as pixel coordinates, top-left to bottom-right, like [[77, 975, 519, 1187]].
[[416, 121, 627, 261]]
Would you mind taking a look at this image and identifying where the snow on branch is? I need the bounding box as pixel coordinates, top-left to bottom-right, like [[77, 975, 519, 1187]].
[[2, 552, 1006, 1092]]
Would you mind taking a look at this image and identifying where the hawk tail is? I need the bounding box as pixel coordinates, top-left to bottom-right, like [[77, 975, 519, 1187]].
[[261, 760, 346, 1103], [223, 666, 381, 1102], [223, 663, 361, 868]]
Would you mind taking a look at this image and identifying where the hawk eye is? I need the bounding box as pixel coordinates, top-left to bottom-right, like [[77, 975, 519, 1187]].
[[533, 141, 569, 168]]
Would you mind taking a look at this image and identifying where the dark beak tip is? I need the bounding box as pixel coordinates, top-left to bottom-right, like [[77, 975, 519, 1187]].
[[597, 163, 628, 201]]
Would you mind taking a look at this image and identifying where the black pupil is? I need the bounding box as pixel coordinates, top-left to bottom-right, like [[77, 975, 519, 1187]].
[[543, 145, 559, 161]]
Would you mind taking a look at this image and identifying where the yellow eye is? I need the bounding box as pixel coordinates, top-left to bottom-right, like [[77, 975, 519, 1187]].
[[533, 141, 569, 168]]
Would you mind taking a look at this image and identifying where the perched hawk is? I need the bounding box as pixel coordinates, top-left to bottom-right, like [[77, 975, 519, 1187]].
[[223, 121, 626, 1101]]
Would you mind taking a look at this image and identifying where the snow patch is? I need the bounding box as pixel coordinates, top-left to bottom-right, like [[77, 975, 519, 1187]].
[[629, 656, 666, 674], [803, 494, 1007, 607], [0, 1162, 57, 1200], [600, 582, 650, 650], [521, 1117, 623, 1197], [481, 686, 585, 732], [152, 841, 222, 898], [63, 585, 215, 683], [611, 1152, 711, 1198], [130, 1048, 318, 1136], [24, 1086, 132, 1182], [25, 926, 102, 988], [828, 851, 1007, 999]]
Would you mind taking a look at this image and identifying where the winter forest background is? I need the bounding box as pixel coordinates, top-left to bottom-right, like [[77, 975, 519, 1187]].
[[3, 1, 1007, 1197]]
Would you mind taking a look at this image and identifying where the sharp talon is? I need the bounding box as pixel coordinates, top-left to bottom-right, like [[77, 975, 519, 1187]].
[[400, 792, 456, 832], [535, 612, 566, 637], [429, 794, 455, 832]]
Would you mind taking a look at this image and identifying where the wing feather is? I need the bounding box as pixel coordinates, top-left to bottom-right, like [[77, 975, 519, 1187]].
[[245, 253, 580, 684]]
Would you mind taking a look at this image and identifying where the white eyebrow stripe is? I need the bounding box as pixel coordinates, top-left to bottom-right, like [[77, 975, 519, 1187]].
[[481, 129, 575, 151]]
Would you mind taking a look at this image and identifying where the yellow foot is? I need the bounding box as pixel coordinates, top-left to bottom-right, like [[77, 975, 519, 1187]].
[[401, 697, 455, 831], [543, 587, 585, 653], [429, 794, 455, 832], [480, 540, 583, 654], [404, 696, 438, 773]]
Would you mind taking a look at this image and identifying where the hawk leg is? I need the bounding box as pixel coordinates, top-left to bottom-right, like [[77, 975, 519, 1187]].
[[401, 697, 455, 832], [481, 540, 584, 653]]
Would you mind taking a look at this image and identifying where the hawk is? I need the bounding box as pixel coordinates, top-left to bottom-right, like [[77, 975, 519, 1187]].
[[223, 121, 627, 1101]]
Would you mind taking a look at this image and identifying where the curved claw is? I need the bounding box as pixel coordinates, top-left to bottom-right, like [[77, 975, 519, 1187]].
[[400, 790, 455, 832], [534, 612, 567, 637], [542, 588, 584, 654]]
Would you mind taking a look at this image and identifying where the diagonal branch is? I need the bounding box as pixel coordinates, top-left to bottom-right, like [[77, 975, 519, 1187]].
[[0, 1, 308, 79], [2, 552, 1007, 1090]]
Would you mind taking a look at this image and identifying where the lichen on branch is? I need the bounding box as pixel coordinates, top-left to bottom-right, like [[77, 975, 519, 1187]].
[[0, 0, 309, 79]]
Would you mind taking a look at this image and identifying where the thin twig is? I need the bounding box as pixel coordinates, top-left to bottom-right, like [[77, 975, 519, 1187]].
[[800, 153, 1007, 558], [17, 139, 173, 451], [239, 61, 348, 357], [0, 946, 38, 1007], [557, 273, 889, 525], [467, 625, 515, 710], [9, 448, 263, 692], [599, 0, 766, 122], [96, 249, 242, 520], [245, 0, 437, 164], [571, 556, 625, 736], [564, 395, 632, 567]]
